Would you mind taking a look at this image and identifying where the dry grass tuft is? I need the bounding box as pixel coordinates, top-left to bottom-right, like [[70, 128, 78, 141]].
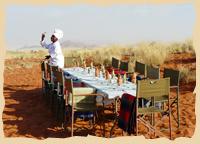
[[6, 39, 195, 83], [178, 65, 196, 83]]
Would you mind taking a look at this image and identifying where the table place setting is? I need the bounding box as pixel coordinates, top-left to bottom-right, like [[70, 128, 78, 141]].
[[63, 67, 137, 100]]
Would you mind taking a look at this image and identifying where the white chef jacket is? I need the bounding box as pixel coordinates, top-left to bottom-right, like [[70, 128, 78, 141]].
[[41, 40, 64, 68]]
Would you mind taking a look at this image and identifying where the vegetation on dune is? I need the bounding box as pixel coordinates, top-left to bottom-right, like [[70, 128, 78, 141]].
[[5, 39, 195, 83], [178, 65, 196, 84], [6, 39, 194, 65], [6, 50, 48, 59], [167, 39, 194, 54], [62, 39, 195, 66]]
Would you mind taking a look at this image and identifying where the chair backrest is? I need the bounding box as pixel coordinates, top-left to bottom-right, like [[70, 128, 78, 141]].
[[51, 66, 58, 83], [56, 70, 64, 84], [146, 65, 160, 79], [136, 78, 170, 99], [51, 66, 58, 75], [135, 61, 146, 76], [163, 68, 180, 87], [64, 77, 73, 94], [64, 77, 96, 107], [56, 70, 64, 95], [46, 63, 51, 80], [41, 61, 45, 71], [112, 57, 120, 69], [41, 61, 47, 79], [119, 61, 129, 72]]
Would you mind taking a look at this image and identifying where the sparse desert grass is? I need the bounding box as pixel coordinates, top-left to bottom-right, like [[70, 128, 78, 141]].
[[6, 50, 48, 59], [62, 39, 194, 66], [4, 59, 40, 70], [167, 39, 194, 54], [178, 65, 196, 83], [132, 42, 169, 66], [6, 39, 194, 67], [5, 39, 195, 83], [5, 50, 47, 69]]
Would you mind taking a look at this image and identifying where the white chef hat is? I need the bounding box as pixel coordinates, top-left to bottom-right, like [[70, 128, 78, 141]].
[[53, 28, 64, 40]]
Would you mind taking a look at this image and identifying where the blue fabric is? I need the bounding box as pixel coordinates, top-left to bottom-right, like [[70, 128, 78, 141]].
[[136, 75, 142, 80], [75, 111, 94, 119], [127, 77, 131, 82], [64, 72, 79, 81]]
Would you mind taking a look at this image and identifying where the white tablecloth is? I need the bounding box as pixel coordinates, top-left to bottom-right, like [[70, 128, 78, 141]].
[[63, 67, 136, 101]]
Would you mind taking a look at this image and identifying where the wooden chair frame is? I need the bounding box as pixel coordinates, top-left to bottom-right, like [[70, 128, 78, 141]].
[[146, 65, 160, 79], [64, 78, 105, 137], [112, 57, 120, 69], [135, 61, 147, 76], [163, 68, 180, 128], [136, 78, 172, 139]]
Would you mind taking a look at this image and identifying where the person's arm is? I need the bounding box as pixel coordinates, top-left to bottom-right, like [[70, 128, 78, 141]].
[[40, 33, 49, 49], [40, 33, 51, 60]]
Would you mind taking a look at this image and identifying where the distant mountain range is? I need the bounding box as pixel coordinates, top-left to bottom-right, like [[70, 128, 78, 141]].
[[61, 40, 98, 48], [19, 40, 103, 50]]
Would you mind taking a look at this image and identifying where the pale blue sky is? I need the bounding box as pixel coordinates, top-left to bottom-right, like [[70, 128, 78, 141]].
[[6, 4, 195, 49]]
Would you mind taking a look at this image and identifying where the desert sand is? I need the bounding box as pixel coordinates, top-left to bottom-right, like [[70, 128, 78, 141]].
[[2, 53, 196, 139]]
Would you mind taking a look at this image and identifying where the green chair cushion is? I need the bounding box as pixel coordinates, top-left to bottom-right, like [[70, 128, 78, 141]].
[[138, 107, 164, 114]]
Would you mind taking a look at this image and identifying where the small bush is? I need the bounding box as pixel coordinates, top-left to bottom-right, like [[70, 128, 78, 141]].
[[178, 66, 195, 83], [6, 39, 195, 68], [168, 39, 194, 54]]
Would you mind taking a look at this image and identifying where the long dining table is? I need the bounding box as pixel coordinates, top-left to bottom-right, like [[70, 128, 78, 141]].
[[63, 67, 136, 109]]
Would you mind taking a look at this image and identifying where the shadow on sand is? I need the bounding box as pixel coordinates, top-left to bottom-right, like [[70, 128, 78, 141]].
[[3, 85, 99, 139]]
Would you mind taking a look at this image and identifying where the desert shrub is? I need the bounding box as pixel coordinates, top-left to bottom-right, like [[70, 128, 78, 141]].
[[61, 40, 194, 66], [168, 39, 194, 54], [133, 42, 169, 66], [6, 39, 194, 68], [6, 50, 48, 59], [178, 66, 195, 83]]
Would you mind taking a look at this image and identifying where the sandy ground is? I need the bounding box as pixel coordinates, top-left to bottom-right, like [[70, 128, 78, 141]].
[[2, 53, 196, 139]]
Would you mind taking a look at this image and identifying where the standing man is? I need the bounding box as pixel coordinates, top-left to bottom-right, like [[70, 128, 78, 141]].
[[40, 29, 64, 68]]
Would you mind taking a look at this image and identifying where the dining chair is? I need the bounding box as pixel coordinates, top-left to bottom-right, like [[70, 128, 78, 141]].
[[41, 60, 48, 98], [54, 69, 66, 124], [116, 61, 135, 80], [45, 63, 53, 105], [146, 65, 160, 79], [143, 65, 160, 125], [145, 65, 160, 105], [136, 78, 172, 139], [64, 77, 105, 136], [129, 61, 147, 83], [135, 61, 146, 75], [107, 57, 120, 74], [112, 57, 120, 70], [111, 61, 127, 76], [54, 69, 87, 126], [163, 68, 180, 128], [50, 65, 59, 115], [119, 61, 129, 72]]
